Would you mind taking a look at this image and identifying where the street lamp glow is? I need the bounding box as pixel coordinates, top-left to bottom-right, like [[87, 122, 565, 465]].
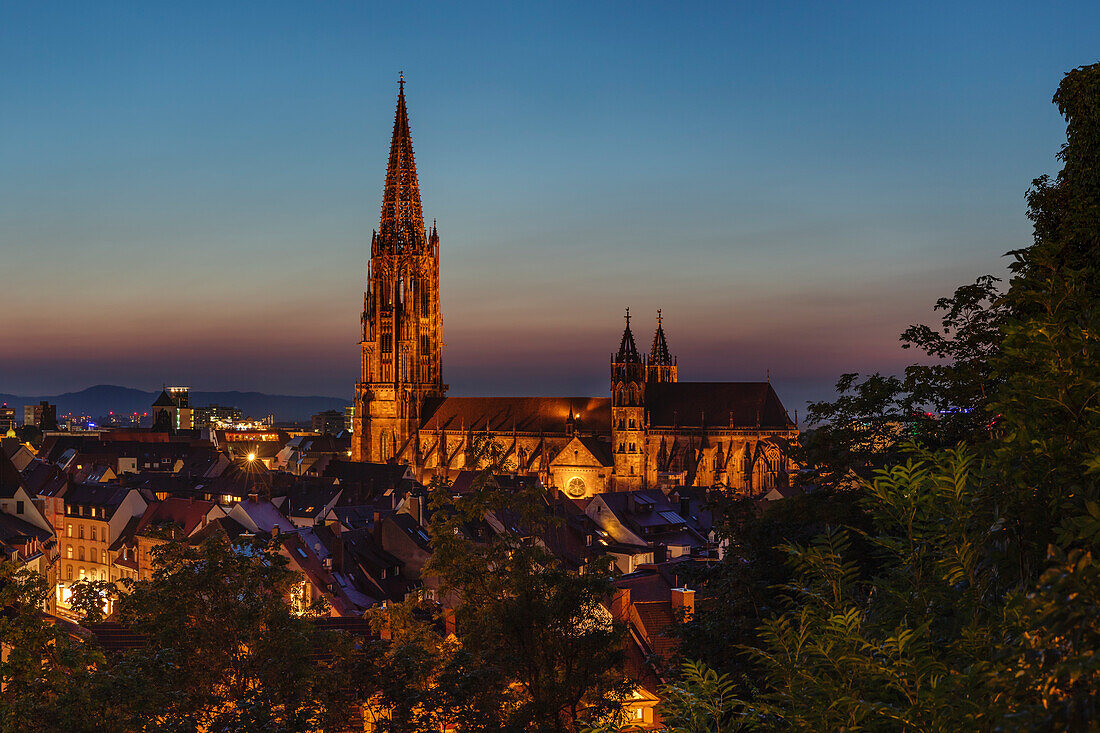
[[247, 452, 256, 462]]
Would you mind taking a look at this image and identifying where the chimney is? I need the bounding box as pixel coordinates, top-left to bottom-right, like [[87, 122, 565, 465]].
[[247, 492, 259, 503], [332, 536, 344, 574], [271, 525, 280, 537], [610, 587, 631, 622], [671, 587, 695, 621], [679, 496, 691, 519], [406, 494, 422, 526]]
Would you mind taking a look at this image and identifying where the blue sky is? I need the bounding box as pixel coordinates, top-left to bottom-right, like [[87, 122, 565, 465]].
[[1, 1, 1097, 412]]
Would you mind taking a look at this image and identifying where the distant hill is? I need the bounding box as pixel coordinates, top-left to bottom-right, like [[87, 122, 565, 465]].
[[0, 385, 349, 423]]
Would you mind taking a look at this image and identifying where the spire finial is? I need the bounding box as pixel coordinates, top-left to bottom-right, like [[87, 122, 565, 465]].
[[625, 307, 631, 329], [657, 308, 662, 327], [399, 71, 405, 93]]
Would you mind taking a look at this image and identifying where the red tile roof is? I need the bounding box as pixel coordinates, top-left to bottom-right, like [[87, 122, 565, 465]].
[[135, 497, 216, 538], [645, 382, 793, 429], [420, 397, 611, 434]]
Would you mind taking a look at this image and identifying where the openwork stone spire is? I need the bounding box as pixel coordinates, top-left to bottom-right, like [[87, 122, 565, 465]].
[[650, 309, 673, 365], [616, 307, 641, 363], [377, 73, 426, 253]]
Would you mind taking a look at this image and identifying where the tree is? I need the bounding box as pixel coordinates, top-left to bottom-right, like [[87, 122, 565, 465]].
[[798, 274, 1006, 493], [656, 661, 751, 733], [667, 62, 1100, 732], [0, 561, 109, 733], [993, 62, 1100, 563], [99, 534, 360, 732], [901, 274, 1006, 444]]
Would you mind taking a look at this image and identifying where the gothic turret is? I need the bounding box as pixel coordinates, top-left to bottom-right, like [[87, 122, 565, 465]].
[[646, 309, 678, 384], [611, 308, 646, 490], [353, 75, 446, 463]]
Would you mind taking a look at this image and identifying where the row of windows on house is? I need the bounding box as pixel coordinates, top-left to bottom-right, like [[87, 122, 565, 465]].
[[63, 565, 113, 582], [66, 504, 106, 518], [66, 545, 108, 563], [65, 523, 106, 541]]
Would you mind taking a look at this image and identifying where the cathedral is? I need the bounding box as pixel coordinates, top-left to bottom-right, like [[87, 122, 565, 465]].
[[351, 80, 798, 498]]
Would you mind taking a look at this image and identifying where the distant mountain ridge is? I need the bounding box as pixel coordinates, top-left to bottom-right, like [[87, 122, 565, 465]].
[[0, 385, 350, 423]]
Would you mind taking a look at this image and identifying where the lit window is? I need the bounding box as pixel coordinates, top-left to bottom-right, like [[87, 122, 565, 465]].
[[66, 566, 72, 580], [67, 524, 72, 538], [67, 546, 73, 559]]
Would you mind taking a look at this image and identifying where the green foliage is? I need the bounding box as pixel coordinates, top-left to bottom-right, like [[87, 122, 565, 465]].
[[101, 534, 359, 733], [993, 63, 1100, 565], [0, 561, 109, 733], [657, 660, 751, 733], [670, 487, 873, 692], [671, 62, 1100, 733], [800, 372, 913, 489], [901, 274, 1006, 443], [799, 276, 1006, 492], [733, 449, 1005, 731]]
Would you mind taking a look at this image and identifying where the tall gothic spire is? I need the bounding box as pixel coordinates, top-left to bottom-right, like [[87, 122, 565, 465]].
[[377, 73, 426, 253], [616, 307, 641, 363], [650, 308, 673, 365]]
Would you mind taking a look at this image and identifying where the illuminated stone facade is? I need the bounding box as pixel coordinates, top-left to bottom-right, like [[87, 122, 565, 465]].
[[352, 81, 798, 496]]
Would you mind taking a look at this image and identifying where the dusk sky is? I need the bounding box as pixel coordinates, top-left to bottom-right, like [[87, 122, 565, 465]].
[[3, 2, 1097, 413]]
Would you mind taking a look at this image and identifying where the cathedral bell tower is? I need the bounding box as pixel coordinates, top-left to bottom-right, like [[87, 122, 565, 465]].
[[611, 308, 646, 490], [352, 76, 446, 463]]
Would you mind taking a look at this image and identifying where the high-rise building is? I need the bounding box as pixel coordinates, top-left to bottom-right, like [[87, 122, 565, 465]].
[[0, 403, 16, 433], [24, 401, 58, 430], [193, 404, 243, 429]]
